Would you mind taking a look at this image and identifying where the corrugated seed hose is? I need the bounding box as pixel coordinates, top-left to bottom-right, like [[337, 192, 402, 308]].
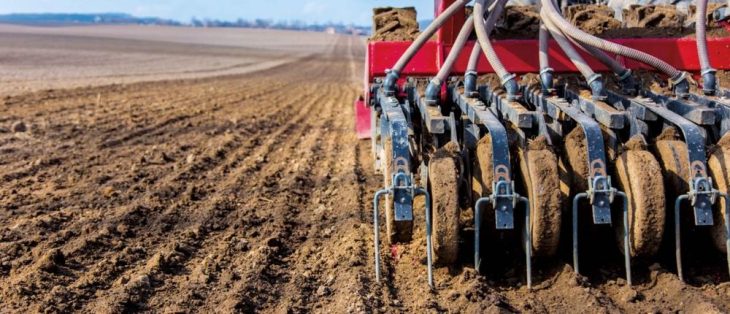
[[697, 0, 717, 95], [425, 15, 475, 103], [539, 0, 690, 95], [383, 0, 469, 95], [543, 13, 607, 100], [538, 20, 554, 93], [465, 0, 508, 95], [474, 0, 519, 99]]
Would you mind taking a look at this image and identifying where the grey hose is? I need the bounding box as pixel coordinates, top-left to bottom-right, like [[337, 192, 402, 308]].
[[543, 13, 606, 100], [564, 34, 638, 95], [697, 0, 717, 95], [383, 0, 469, 94], [474, 0, 519, 99], [539, 0, 689, 95], [426, 15, 476, 103], [465, 0, 507, 95], [538, 21, 554, 93]]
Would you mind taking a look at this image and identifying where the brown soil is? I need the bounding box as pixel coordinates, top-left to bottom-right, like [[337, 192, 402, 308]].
[[2, 29, 730, 313], [625, 5, 684, 28], [429, 143, 461, 265], [517, 136, 563, 256], [613, 143, 666, 257], [708, 134, 730, 253], [718, 70, 730, 89], [494, 5, 541, 40], [490, 4, 728, 39], [370, 7, 420, 42], [565, 4, 622, 36]]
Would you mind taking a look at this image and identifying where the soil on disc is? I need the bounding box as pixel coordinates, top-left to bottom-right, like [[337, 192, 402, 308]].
[[1, 32, 730, 313]]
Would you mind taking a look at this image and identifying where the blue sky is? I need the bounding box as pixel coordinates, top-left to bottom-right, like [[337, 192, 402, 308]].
[[0, 1, 433, 25]]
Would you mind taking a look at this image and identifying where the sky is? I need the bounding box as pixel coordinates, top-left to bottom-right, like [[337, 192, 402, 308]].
[[0, 0, 434, 25]]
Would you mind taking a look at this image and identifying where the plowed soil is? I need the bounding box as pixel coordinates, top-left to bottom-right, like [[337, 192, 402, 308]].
[[1, 27, 730, 313]]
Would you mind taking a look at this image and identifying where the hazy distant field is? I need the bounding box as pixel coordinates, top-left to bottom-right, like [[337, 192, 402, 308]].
[[0, 24, 337, 96]]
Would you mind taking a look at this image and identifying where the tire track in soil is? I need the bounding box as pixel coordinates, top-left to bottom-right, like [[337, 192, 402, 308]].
[[0, 55, 330, 231], [3, 79, 330, 312], [0, 75, 320, 264], [0, 37, 338, 312], [117, 82, 341, 312], [80, 82, 337, 312], [165, 69, 350, 312]]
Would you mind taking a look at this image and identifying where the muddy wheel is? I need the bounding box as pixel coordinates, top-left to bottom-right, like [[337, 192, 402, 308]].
[[383, 138, 413, 244], [517, 136, 562, 257], [473, 135, 494, 202], [614, 139, 666, 257], [473, 135, 496, 232], [563, 127, 591, 193], [654, 140, 691, 197], [429, 143, 461, 265], [707, 135, 730, 254]]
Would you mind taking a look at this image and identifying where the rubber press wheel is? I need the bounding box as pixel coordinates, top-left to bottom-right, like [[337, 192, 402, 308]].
[[707, 134, 730, 253], [613, 137, 666, 257], [516, 136, 563, 257], [383, 138, 413, 244], [563, 127, 591, 193], [429, 142, 461, 265]]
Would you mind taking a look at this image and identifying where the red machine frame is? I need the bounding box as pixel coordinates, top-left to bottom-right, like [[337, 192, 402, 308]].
[[366, 0, 730, 81], [355, 0, 730, 139]]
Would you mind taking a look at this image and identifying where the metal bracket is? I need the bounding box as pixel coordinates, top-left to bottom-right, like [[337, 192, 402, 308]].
[[474, 192, 532, 288], [675, 192, 730, 282], [606, 90, 715, 224], [377, 89, 414, 222], [373, 173, 433, 288], [451, 88, 515, 229], [573, 191, 632, 285]]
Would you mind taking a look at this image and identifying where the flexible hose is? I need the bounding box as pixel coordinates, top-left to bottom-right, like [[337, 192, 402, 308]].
[[435, 15, 476, 85], [466, 0, 506, 73], [383, 0, 469, 94], [465, 0, 507, 95], [538, 20, 555, 92], [697, 0, 717, 95], [474, 0, 518, 98], [426, 15, 476, 103], [539, 0, 688, 95], [543, 13, 606, 100], [565, 33, 638, 95]]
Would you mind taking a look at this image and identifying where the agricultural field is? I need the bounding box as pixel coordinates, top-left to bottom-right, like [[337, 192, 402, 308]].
[[0, 24, 729, 313]]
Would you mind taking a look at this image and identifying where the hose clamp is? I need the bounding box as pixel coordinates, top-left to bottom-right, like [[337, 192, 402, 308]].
[[465, 70, 478, 77], [669, 71, 688, 87], [586, 73, 602, 85], [700, 68, 717, 76], [618, 69, 632, 81], [539, 67, 554, 75], [500, 73, 517, 85]]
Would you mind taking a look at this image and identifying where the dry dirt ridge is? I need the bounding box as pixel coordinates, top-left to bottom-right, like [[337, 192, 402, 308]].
[[1, 33, 730, 313]]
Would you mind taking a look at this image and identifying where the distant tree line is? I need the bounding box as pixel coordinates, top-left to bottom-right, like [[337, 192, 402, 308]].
[[188, 17, 369, 35], [0, 13, 182, 26], [0, 13, 370, 35]]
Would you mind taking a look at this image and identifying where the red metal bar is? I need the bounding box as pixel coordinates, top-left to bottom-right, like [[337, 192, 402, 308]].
[[367, 37, 730, 81]]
